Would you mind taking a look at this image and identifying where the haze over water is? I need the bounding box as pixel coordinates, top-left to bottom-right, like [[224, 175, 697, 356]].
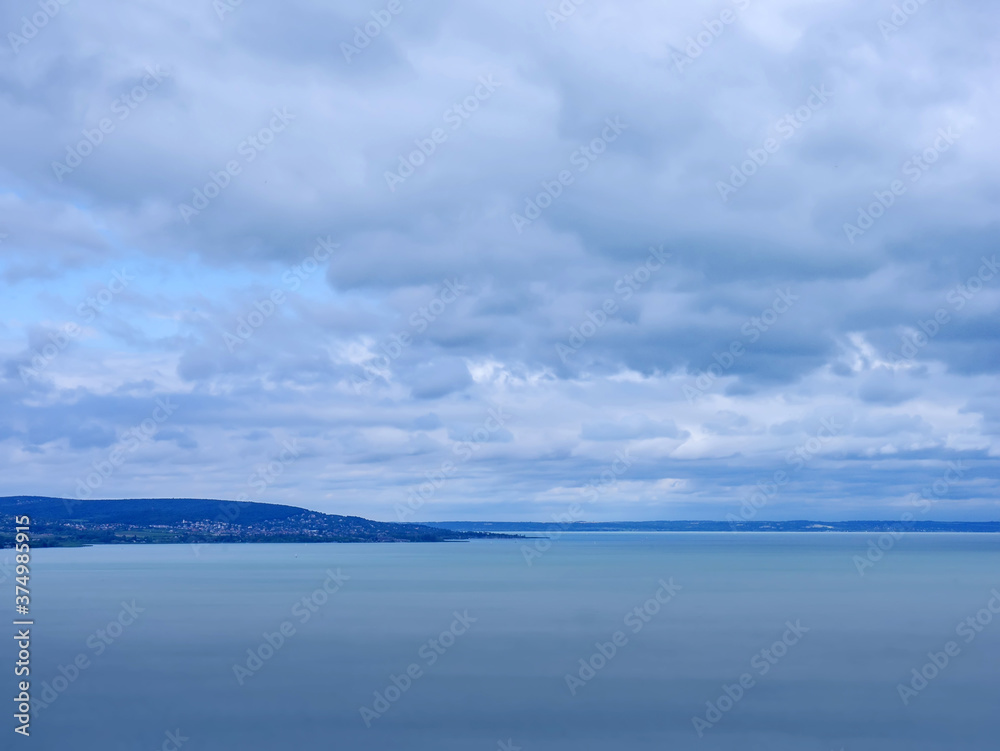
[[20, 533, 1000, 750]]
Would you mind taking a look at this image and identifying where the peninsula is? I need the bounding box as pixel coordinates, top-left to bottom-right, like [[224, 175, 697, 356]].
[[0, 496, 511, 547]]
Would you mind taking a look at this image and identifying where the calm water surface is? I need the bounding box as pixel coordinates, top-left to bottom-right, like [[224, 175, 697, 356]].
[[15, 532, 1000, 749]]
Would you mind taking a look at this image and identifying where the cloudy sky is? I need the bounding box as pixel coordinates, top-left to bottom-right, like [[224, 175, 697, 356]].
[[1, 0, 997, 522]]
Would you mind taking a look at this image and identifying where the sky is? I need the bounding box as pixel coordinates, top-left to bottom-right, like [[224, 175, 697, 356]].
[[0, 0, 997, 522]]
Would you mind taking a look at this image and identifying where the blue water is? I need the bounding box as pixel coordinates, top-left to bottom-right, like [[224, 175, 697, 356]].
[[13, 533, 1000, 749]]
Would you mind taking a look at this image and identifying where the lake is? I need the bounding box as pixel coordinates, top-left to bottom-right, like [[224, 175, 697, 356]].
[[17, 532, 1000, 749]]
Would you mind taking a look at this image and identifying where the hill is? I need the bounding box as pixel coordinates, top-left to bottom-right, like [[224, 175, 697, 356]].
[[0, 496, 507, 547]]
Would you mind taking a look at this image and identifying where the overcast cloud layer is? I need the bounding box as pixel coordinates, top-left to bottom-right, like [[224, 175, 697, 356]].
[[1, 0, 998, 521]]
